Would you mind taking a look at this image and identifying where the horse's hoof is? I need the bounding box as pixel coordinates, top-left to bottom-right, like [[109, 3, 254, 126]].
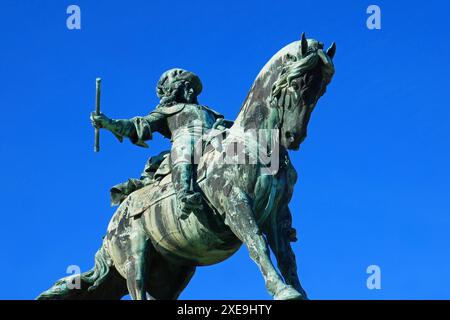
[[274, 285, 306, 300]]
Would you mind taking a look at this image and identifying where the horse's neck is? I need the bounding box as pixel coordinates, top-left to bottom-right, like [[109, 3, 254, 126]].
[[231, 54, 283, 133], [228, 85, 281, 159], [221, 86, 285, 175], [231, 91, 280, 138], [224, 50, 287, 164]]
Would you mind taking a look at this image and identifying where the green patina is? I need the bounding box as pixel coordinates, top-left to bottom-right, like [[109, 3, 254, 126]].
[[37, 34, 336, 300]]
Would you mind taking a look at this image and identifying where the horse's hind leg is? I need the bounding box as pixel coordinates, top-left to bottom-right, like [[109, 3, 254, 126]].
[[145, 250, 196, 300], [124, 216, 151, 300], [117, 216, 195, 300], [220, 187, 302, 300], [169, 265, 196, 299]]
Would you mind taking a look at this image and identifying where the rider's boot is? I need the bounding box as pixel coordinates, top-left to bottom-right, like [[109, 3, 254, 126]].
[[171, 163, 203, 220]]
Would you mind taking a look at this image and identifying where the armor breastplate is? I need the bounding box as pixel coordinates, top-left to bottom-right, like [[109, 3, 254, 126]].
[[167, 104, 218, 141]]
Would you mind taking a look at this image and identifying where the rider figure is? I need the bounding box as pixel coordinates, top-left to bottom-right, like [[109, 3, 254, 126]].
[[91, 68, 224, 219]]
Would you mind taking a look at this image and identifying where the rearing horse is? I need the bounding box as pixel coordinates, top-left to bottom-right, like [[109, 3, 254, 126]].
[[38, 34, 335, 300]]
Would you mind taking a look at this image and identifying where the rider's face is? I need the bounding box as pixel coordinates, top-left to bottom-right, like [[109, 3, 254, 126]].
[[179, 80, 196, 103]]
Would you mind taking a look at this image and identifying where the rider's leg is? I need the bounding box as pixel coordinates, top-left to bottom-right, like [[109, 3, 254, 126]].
[[170, 133, 203, 219], [172, 163, 203, 213]]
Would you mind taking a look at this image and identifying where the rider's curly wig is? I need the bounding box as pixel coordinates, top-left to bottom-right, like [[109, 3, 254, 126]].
[[156, 68, 202, 106]]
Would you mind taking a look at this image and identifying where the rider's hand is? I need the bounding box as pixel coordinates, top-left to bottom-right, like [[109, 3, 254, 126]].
[[90, 112, 110, 129]]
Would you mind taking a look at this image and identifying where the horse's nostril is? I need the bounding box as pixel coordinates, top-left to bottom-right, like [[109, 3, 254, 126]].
[[285, 132, 296, 144]]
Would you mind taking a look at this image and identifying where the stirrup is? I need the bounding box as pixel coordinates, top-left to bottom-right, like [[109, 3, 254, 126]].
[[176, 192, 203, 219]]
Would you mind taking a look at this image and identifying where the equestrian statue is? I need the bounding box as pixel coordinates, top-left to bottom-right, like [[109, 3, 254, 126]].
[[37, 33, 336, 300]]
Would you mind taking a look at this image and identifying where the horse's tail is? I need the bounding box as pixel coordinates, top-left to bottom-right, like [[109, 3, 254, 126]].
[[36, 241, 127, 300]]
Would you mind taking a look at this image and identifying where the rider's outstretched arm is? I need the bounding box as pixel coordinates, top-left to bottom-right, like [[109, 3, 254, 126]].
[[92, 112, 166, 148]]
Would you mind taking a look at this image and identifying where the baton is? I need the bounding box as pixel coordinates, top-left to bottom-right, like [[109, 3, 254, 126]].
[[94, 77, 101, 152]]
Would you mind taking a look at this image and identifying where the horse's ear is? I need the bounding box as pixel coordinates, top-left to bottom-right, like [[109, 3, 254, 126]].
[[326, 42, 336, 59], [300, 32, 308, 57]]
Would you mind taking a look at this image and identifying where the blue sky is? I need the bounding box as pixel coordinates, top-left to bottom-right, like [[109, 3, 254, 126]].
[[0, 0, 449, 299]]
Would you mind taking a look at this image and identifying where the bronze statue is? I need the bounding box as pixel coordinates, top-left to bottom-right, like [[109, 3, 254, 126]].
[[37, 34, 336, 300]]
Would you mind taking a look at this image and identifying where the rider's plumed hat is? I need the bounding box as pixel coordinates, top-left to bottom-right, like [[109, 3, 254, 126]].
[[156, 68, 203, 101]]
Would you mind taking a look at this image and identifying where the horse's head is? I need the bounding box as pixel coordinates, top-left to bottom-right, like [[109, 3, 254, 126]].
[[271, 33, 335, 150], [234, 34, 335, 152]]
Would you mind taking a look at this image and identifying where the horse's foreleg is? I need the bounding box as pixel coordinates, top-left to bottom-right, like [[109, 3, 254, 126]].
[[264, 205, 307, 300], [223, 187, 300, 299], [125, 217, 150, 300]]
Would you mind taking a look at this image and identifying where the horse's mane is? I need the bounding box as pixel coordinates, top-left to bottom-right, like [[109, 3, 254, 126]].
[[235, 39, 333, 127], [235, 41, 303, 124]]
